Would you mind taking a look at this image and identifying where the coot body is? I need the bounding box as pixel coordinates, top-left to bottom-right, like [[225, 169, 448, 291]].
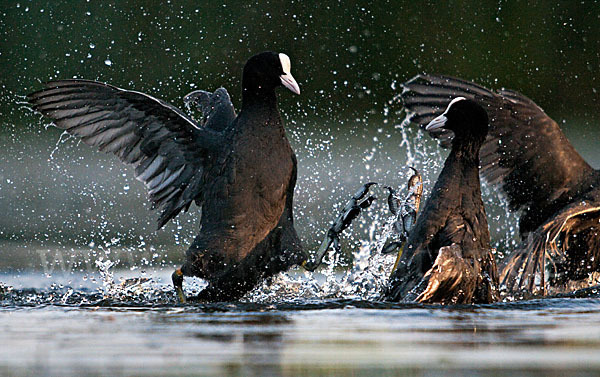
[[384, 98, 499, 304]]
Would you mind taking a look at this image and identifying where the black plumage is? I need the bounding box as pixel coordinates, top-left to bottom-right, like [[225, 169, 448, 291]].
[[383, 98, 499, 304], [28, 51, 308, 301], [399, 74, 600, 294]]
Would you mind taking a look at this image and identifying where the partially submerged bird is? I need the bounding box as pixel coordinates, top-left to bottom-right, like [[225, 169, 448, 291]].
[[383, 98, 499, 304], [400, 75, 600, 295], [28, 51, 309, 302]]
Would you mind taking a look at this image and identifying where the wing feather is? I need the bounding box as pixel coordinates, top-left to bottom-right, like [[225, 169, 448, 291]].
[[29, 79, 233, 229], [400, 74, 595, 234]]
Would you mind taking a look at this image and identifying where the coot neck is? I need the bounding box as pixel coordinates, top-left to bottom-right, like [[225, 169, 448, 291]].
[[434, 140, 482, 190], [442, 140, 484, 191], [241, 86, 278, 112], [450, 137, 484, 165]]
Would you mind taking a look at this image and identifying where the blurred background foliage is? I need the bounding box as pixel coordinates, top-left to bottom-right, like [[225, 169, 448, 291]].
[[0, 1, 599, 269], [2, 1, 600, 123]]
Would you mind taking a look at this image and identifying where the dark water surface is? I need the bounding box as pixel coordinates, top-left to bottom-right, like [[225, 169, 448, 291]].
[[2, 272, 600, 377]]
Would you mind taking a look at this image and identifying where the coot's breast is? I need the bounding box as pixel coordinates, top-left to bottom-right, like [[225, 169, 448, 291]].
[[202, 111, 294, 261]]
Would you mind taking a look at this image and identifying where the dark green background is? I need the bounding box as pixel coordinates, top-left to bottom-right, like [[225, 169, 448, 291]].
[[3, 1, 600, 123]]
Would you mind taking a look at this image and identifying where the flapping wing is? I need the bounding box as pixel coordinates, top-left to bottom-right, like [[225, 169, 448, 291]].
[[500, 199, 600, 293], [400, 74, 595, 232], [183, 88, 236, 132], [28, 79, 226, 229]]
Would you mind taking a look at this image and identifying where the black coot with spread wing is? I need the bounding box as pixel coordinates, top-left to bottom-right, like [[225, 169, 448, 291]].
[[400, 75, 600, 294], [28, 51, 308, 302], [383, 98, 499, 304]]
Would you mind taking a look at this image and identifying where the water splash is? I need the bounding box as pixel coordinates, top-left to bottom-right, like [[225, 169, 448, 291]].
[[91, 258, 177, 303], [245, 206, 400, 302], [243, 95, 437, 303], [95, 259, 116, 296], [5, 78, 528, 307], [49, 130, 74, 160]]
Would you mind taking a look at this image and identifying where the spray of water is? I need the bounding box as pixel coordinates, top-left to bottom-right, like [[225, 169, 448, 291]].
[[243, 105, 440, 303], [14, 82, 480, 305]]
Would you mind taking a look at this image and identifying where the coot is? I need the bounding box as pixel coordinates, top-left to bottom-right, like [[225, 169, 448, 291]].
[[28, 51, 308, 302], [400, 74, 600, 294], [383, 98, 499, 304]]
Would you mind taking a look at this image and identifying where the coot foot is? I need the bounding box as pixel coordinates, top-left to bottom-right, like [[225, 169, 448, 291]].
[[303, 182, 377, 271]]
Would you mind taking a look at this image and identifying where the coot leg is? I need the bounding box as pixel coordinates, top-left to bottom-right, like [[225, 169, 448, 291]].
[[382, 168, 422, 255], [302, 182, 377, 271], [385, 168, 423, 272], [172, 268, 186, 304], [401, 167, 423, 234]]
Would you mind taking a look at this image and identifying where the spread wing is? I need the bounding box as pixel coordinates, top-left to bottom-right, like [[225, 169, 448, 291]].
[[28, 80, 232, 229], [400, 74, 595, 234]]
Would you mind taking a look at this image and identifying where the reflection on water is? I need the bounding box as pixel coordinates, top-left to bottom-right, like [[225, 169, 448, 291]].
[[2, 272, 600, 376]]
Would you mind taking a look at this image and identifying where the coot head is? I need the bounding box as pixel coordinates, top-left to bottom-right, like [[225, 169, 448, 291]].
[[426, 97, 489, 142], [242, 51, 300, 95]]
